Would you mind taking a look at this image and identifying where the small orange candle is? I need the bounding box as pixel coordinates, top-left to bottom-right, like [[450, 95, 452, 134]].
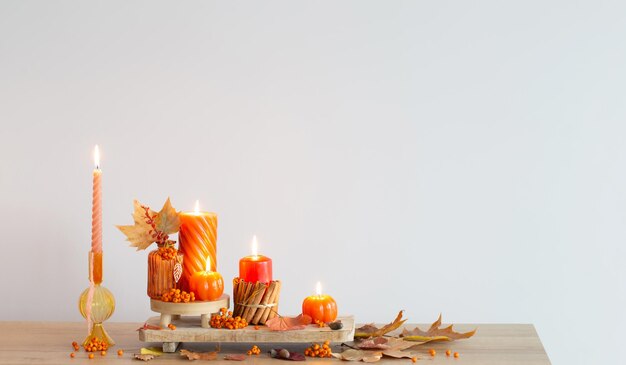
[[179, 201, 218, 291], [189, 257, 224, 301], [302, 282, 337, 323], [239, 236, 272, 283]]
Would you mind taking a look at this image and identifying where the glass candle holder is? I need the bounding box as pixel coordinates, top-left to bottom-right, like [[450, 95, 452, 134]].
[[78, 251, 115, 346]]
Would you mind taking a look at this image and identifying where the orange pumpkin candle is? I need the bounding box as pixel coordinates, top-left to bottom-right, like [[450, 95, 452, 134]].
[[178, 201, 218, 291], [239, 235, 272, 283], [189, 257, 224, 301], [302, 282, 337, 323]]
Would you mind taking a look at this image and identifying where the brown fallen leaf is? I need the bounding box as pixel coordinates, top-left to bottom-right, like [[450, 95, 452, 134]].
[[354, 310, 407, 338], [180, 349, 219, 360], [332, 349, 383, 362], [265, 314, 313, 331], [224, 354, 247, 361], [401, 314, 477, 342], [381, 350, 416, 359], [134, 354, 155, 361], [136, 322, 162, 331], [356, 337, 419, 351]]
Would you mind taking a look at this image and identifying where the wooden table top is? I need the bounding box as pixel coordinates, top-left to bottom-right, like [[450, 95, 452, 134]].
[[0, 321, 551, 364]]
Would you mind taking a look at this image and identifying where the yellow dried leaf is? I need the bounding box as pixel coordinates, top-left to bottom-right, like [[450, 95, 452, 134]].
[[117, 200, 155, 251], [155, 197, 180, 235], [180, 349, 219, 360]]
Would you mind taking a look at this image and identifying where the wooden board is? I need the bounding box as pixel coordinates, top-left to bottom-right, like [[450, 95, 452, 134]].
[[0, 322, 551, 364], [139, 315, 355, 347]]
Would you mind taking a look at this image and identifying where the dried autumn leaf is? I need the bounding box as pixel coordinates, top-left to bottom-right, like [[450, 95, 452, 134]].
[[265, 314, 313, 331], [224, 354, 247, 361], [180, 349, 218, 360], [134, 354, 155, 361], [354, 310, 407, 338], [381, 350, 416, 359], [136, 323, 162, 331], [117, 200, 155, 250], [401, 314, 477, 342], [356, 337, 418, 351], [332, 349, 383, 362], [155, 198, 181, 235]]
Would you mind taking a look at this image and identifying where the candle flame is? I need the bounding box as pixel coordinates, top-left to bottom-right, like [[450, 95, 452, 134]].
[[94, 145, 100, 169], [205, 256, 211, 272], [316, 281, 322, 296], [194, 200, 200, 214], [252, 235, 258, 257]]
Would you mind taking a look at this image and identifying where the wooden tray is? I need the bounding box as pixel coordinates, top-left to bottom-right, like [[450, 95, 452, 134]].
[[149, 294, 230, 328], [139, 315, 355, 352]]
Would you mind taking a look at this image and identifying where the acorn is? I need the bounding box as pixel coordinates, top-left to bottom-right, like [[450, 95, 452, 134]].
[[329, 321, 343, 330]]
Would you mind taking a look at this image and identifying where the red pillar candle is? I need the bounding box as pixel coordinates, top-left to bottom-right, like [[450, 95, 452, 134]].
[[239, 235, 272, 283], [178, 201, 218, 291]]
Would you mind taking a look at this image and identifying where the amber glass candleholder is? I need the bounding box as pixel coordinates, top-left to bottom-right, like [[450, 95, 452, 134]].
[[78, 251, 116, 346]]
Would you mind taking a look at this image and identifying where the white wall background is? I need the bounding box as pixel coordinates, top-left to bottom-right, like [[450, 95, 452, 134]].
[[1, 1, 625, 364]]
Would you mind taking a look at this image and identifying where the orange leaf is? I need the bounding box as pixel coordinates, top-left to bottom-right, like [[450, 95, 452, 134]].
[[400, 314, 476, 342], [265, 314, 312, 331]]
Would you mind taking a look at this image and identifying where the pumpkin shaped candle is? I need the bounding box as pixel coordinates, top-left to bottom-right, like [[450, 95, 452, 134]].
[[302, 281, 337, 323]]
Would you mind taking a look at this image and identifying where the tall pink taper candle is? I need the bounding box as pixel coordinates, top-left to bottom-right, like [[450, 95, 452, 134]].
[[92, 145, 102, 253]]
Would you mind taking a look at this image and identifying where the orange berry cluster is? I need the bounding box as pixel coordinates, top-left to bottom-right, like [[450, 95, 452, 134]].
[[83, 337, 109, 352], [157, 245, 178, 260], [304, 341, 332, 358], [168, 323, 177, 330], [72, 341, 79, 352], [314, 319, 326, 328], [161, 288, 195, 303], [247, 345, 261, 355], [210, 307, 248, 329]]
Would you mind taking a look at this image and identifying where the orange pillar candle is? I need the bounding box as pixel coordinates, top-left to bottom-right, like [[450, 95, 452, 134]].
[[239, 235, 272, 283], [189, 257, 224, 301], [178, 200, 218, 291], [302, 282, 338, 323]]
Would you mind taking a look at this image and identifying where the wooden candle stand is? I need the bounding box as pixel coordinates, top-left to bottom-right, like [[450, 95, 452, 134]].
[[232, 278, 281, 325], [149, 294, 230, 329]]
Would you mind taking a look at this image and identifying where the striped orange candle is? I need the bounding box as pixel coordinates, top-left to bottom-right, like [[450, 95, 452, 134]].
[[178, 200, 218, 292]]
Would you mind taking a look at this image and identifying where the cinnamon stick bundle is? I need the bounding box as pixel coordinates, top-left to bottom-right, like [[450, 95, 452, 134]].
[[232, 277, 281, 325]]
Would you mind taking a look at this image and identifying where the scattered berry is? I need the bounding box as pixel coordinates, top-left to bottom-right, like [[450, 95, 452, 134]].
[[314, 319, 326, 328], [161, 288, 195, 303], [88, 353, 94, 359], [254, 325, 260, 330], [429, 349, 436, 356], [83, 337, 108, 352], [210, 307, 247, 329], [168, 323, 177, 330], [411, 356, 417, 363], [304, 340, 332, 358], [101, 351, 106, 356], [70, 352, 75, 358], [446, 349, 451, 356], [454, 352, 459, 358], [117, 349, 124, 356]]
